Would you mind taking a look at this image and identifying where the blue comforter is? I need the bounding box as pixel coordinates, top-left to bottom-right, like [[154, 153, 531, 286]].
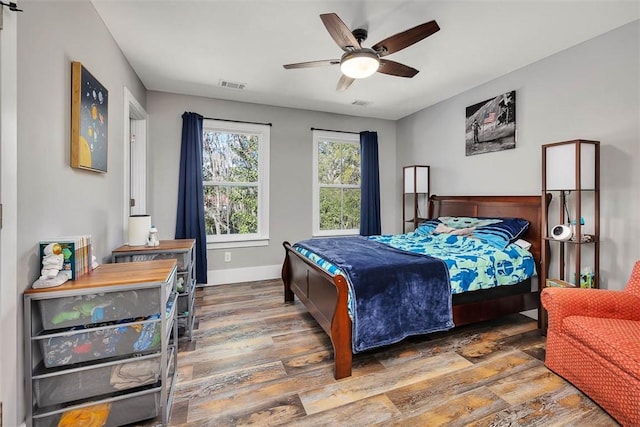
[[295, 236, 454, 353]]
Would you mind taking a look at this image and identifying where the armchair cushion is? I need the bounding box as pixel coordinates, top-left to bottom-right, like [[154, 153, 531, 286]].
[[563, 315, 640, 382], [541, 287, 640, 331]]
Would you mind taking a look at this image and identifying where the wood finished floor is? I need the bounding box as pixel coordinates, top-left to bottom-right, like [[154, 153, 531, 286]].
[[160, 279, 619, 426]]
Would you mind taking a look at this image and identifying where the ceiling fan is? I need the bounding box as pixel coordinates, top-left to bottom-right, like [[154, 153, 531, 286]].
[[283, 13, 440, 91]]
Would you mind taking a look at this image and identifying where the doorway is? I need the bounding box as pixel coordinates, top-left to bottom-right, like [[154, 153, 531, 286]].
[[123, 88, 148, 241]]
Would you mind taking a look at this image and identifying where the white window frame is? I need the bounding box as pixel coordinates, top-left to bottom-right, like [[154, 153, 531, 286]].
[[203, 119, 270, 249], [312, 130, 361, 237]]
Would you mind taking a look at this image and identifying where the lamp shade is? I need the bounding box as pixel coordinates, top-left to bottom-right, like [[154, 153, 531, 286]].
[[404, 165, 430, 194], [340, 49, 380, 79], [128, 214, 151, 246], [544, 140, 597, 190]]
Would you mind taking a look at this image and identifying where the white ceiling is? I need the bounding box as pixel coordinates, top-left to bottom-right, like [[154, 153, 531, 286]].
[[91, 1, 639, 120]]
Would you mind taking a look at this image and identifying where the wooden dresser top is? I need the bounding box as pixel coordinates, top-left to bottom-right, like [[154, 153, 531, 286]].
[[112, 239, 195, 253], [25, 259, 176, 294]]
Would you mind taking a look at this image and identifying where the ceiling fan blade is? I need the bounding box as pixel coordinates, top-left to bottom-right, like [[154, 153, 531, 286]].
[[377, 59, 419, 78], [283, 59, 340, 69], [320, 13, 361, 51], [336, 74, 355, 91], [372, 20, 440, 57]]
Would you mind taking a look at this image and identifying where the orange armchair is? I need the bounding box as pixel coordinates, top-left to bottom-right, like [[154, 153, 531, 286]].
[[541, 262, 640, 426]]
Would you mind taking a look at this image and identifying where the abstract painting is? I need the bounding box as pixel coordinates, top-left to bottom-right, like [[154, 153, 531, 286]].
[[465, 90, 516, 156], [70, 61, 108, 172]]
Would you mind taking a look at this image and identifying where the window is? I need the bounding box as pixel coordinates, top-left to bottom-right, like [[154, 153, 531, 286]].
[[202, 119, 269, 248], [312, 130, 361, 236]]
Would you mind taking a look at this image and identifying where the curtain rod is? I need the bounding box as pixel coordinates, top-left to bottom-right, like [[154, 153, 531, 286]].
[[204, 117, 272, 127], [310, 127, 364, 135]]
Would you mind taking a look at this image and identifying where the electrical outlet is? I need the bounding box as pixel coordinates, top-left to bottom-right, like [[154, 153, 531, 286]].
[[224, 252, 231, 262]]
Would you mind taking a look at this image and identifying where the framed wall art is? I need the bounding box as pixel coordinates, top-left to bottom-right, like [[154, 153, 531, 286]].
[[70, 61, 109, 173], [465, 90, 516, 156]]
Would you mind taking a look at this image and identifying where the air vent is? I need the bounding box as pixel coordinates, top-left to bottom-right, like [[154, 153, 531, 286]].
[[219, 79, 247, 90], [351, 100, 371, 106]]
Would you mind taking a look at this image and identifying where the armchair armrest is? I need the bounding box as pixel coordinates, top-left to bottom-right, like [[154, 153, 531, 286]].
[[541, 287, 640, 332]]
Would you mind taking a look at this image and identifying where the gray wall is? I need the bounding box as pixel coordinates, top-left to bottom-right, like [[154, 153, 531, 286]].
[[147, 91, 397, 272], [397, 21, 640, 290], [18, 0, 146, 280], [16, 1, 146, 420]]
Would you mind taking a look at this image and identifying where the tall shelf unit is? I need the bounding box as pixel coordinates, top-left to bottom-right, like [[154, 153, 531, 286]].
[[112, 239, 197, 341], [403, 165, 430, 232], [24, 260, 178, 427], [541, 139, 600, 321]]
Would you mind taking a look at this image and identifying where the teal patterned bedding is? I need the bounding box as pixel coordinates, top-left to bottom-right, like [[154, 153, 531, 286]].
[[370, 232, 535, 292], [294, 231, 535, 297]]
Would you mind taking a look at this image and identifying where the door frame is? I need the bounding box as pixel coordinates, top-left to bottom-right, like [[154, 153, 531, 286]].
[[122, 87, 148, 242], [0, 6, 19, 426]]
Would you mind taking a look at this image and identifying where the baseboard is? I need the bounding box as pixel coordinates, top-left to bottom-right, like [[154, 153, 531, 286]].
[[205, 264, 281, 285]]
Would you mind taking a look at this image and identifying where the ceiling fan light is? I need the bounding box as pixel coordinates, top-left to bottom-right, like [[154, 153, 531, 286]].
[[340, 50, 379, 79]]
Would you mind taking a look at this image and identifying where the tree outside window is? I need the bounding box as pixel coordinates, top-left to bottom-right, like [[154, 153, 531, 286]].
[[202, 120, 269, 246], [313, 131, 360, 236]]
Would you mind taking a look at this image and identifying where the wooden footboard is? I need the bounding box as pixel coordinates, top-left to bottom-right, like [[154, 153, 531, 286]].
[[283, 194, 551, 380], [282, 241, 352, 379]]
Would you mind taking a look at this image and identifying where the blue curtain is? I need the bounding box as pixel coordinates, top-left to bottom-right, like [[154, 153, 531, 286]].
[[176, 112, 208, 284], [359, 131, 381, 236]]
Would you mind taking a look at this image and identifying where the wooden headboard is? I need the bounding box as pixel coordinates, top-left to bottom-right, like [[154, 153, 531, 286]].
[[428, 194, 551, 268]]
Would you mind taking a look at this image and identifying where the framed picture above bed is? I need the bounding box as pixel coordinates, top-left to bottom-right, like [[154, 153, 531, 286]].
[[465, 90, 516, 156]]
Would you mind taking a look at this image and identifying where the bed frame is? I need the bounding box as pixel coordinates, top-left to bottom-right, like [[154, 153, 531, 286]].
[[282, 194, 550, 379]]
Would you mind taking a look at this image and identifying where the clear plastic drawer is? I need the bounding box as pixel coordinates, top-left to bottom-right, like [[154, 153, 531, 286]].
[[176, 271, 190, 293], [38, 286, 167, 331], [33, 388, 160, 427], [34, 353, 161, 407], [177, 278, 195, 316], [177, 293, 189, 316], [37, 318, 162, 368], [123, 251, 189, 270]]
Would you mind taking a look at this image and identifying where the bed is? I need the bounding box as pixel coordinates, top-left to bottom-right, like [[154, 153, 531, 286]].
[[282, 194, 550, 379]]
